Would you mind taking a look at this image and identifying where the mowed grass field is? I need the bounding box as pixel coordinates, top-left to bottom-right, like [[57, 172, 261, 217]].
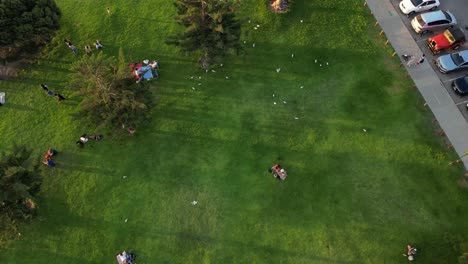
[[1, 0, 468, 263]]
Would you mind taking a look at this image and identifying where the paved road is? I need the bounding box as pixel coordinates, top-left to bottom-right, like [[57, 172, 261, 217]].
[[389, 0, 468, 121], [366, 0, 468, 168]]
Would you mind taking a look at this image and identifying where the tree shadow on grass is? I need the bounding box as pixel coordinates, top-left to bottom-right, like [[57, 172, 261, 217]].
[[2, 103, 37, 112], [53, 151, 115, 175]]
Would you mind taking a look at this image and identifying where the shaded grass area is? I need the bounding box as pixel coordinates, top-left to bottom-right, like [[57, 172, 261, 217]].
[[0, 0, 467, 263]]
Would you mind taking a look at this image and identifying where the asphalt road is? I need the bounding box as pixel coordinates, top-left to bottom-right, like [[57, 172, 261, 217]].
[[389, 0, 468, 119]]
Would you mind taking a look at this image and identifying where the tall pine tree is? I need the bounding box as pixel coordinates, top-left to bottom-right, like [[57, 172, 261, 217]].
[[69, 51, 153, 135], [167, 0, 241, 69]]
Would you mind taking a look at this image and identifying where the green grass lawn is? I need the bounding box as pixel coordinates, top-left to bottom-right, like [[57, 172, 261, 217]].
[[1, 0, 468, 263]]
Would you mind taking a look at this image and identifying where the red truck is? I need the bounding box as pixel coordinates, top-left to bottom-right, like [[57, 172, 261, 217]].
[[426, 27, 465, 55]]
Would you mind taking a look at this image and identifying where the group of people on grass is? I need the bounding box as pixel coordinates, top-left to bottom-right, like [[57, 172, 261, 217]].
[[403, 245, 417, 261], [65, 39, 103, 56], [40, 84, 66, 102], [116, 250, 135, 264], [130, 59, 159, 83], [42, 149, 57, 167]]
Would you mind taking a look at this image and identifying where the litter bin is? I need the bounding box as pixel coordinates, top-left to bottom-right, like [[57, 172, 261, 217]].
[[0, 92, 5, 105]]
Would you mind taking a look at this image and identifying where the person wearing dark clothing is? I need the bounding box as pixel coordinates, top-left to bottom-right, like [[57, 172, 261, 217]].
[[55, 93, 66, 102], [64, 39, 72, 46], [70, 45, 78, 55], [416, 54, 425, 65], [42, 159, 56, 167], [95, 40, 103, 49], [40, 84, 49, 92], [89, 134, 103, 140]]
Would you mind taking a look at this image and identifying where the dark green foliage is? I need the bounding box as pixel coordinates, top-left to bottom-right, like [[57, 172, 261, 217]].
[[0, 144, 42, 246], [69, 51, 153, 134], [167, 0, 241, 68], [0, 0, 61, 45]]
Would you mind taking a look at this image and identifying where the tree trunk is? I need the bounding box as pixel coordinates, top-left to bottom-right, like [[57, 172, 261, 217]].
[[198, 50, 210, 69]]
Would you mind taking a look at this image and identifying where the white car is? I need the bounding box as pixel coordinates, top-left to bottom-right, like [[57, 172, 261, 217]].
[[399, 0, 440, 16]]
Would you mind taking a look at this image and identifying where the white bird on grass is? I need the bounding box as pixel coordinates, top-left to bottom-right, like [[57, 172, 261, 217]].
[[191, 201, 198, 205], [253, 43, 256, 48], [276, 68, 281, 73]]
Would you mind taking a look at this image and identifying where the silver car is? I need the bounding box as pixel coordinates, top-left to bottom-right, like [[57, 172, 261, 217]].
[[411, 10, 456, 35], [435, 50, 468, 73]]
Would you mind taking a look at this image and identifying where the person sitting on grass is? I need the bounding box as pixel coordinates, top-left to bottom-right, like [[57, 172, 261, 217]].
[[403, 245, 417, 261], [95, 40, 103, 49], [55, 93, 66, 102], [44, 149, 56, 160], [89, 134, 103, 140], [76, 134, 89, 147], [42, 158, 55, 167]]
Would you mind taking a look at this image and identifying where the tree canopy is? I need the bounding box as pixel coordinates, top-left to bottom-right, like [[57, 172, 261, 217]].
[[0, 0, 61, 45], [167, 0, 242, 68], [69, 50, 154, 134], [0, 0, 61, 59], [0, 144, 43, 246]]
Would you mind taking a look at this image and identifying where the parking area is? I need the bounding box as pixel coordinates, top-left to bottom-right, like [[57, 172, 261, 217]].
[[389, 0, 468, 119]]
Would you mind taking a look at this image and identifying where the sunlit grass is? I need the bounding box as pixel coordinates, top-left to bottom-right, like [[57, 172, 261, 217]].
[[0, 1, 467, 263]]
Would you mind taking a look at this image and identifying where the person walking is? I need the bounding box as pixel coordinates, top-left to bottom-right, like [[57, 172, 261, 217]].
[[416, 54, 426, 66], [406, 55, 416, 67]]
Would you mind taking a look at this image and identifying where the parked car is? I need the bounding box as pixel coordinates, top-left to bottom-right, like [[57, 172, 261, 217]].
[[452, 75, 468, 96], [399, 0, 440, 17], [426, 27, 465, 55], [411, 10, 456, 35], [435, 50, 468, 73]]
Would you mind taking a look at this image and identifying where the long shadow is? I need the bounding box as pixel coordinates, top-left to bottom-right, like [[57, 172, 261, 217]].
[[52, 151, 115, 175], [2, 103, 37, 112]]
